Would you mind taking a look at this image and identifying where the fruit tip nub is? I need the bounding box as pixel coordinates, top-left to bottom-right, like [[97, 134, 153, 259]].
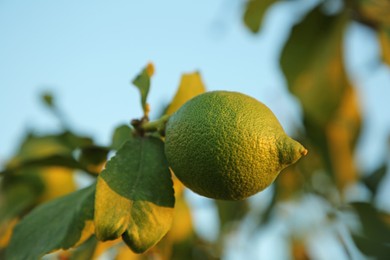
[[300, 148, 308, 156]]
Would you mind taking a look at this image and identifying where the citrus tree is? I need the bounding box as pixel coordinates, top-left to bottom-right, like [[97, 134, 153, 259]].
[[1, 0, 390, 259]]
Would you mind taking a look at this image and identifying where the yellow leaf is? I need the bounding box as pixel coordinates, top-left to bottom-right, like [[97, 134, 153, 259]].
[[291, 238, 310, 260], [379, 27, 390, 65], [74, 220, 95, 247], [0, 219, 18, 248], [37, 167, 76, 202], [115, 244, 143, 260], [358, 0, 390, 26], [276, 166, 304, 200], [92, 238, 122, 259], [326, 86, 361, 191], [167, 195, 193, 243], [146, 63, 155, 77], [165, 72, 206, 115]]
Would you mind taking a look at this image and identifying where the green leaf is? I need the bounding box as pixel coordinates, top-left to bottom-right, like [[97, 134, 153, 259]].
[[1, 154, 92, 176], [5, 132, 92, 170], [6, 185, 95, 260], [95, 136, 174, 253], [351, 202, 390, 258], [132, 63, 154, 115], [41, 91, 54, 108], [1, 132, 98, 176], [280, 6, 349, 127], [216, 200, 248, 230], [362, 164, 387, 197], [165, 72, 206, 116], [111, 124, 134, 150], [70, 236, 98, 260], [78, 145, 110, 174], [0, 172, 44, 224], [243, 0, 276, 33]]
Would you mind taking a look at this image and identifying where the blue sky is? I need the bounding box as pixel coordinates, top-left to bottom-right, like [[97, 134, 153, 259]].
[[1, 0, 389, 170], [0, 0, 304, 161]]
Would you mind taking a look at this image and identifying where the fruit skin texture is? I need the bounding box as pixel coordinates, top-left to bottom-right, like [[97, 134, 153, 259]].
[[164, 91, 307, 200]]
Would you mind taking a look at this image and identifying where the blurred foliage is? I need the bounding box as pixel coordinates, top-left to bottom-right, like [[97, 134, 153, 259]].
[[132, 63, 155, 117], [1, 0, 390, 259], [243, 0, 277, 33]]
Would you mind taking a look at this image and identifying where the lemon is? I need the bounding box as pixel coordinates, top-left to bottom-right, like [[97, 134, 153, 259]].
[[164, 91, 307, 200]]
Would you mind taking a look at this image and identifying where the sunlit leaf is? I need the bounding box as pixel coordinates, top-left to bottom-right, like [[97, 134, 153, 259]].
[[165, 72, 206, 115], [276, 166, 304, 200], [111, 124, 134, 150], [243, 0, 276, 33], [165, 179, 193, 244], [326, 86, 361, 190], [0, 219, 17, 249], [116, 243, 143, 260], [37, 167, 77, 202], [94, 137, 174, 253], [6, 185, 95, 260], [132, 63, 154, 115], [356, 0, 390, 27], [291, 239, 310, 260], [379, 27, 390, 65]]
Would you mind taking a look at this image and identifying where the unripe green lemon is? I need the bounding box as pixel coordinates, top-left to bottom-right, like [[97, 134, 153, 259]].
[[164, 91, 307, 200]]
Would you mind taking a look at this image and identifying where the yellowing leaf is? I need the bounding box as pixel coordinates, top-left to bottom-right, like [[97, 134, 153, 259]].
[[146, 63, 155, 77], [115, 243, 143, 260], [379, 27, 390, 65], [326, 86, 361, 191], [92, 238, 122, 259], [94, 137, 174, 253], [243, 0, 277, 33], [291, 239, 310, 260], [37, 167, 76, 202], [276, 166, 304, 200], [167, 195, 193, 243], [165, 72, 206, 115], [0, 219, 18, 249], [357, 0, 390, 27]]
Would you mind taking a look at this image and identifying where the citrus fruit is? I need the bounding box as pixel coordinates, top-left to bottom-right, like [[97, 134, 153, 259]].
[[164, 91, 307, 200]]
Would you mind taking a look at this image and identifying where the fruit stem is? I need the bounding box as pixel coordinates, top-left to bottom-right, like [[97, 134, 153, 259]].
[[140, 114, 170, 135]]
